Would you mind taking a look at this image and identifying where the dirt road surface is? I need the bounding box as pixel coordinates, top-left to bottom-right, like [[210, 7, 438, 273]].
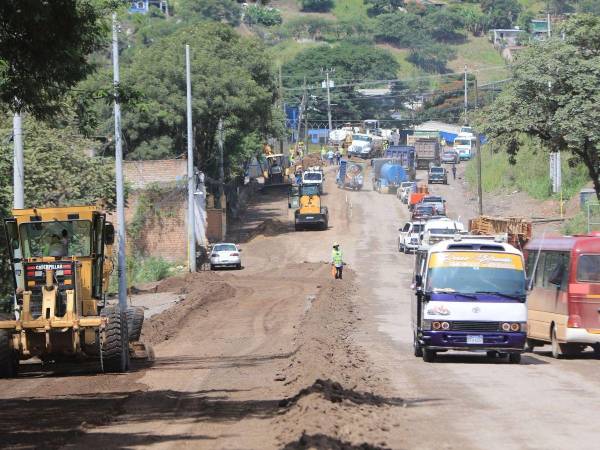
[[1, 164, 598, 449]]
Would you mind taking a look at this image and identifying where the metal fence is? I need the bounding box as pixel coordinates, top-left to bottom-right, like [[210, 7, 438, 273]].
[[587, 202, 600, 233]]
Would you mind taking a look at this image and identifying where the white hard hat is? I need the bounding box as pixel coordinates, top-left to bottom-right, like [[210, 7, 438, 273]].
[[333, 242, 339, 247]]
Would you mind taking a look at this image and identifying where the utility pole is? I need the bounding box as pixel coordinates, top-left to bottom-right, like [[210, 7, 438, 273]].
[[474, 76, 483, 216], [278, 65, 285, 153], [185, 44, 196, 273], [304, 94, 309, 155], [218, 118, 225, 208], [463, 65, 468, 125], [112, 13, 127, 312], [296, 76, 306, 154], [323, 68, 334, 139], [13, 112, 24, 209]]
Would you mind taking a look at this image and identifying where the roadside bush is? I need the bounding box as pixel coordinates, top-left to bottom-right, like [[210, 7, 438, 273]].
[[245, 5, 282, 27], [299, 0, 334, 13]]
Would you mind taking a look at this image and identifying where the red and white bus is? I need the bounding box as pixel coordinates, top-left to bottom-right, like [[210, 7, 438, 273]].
[[524, 233, 600, 357]]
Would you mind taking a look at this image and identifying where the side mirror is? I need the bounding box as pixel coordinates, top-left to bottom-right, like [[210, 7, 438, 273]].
[[238, 248, 243, 252], [104, 223, 115, 245]]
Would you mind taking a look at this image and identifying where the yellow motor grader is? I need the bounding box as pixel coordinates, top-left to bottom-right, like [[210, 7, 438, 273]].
[[0, 206, 144, 377]]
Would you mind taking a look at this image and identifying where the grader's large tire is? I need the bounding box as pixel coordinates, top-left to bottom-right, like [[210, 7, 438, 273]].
[[126, 307, 145, 342], [0, 330, 17, 378], [101, 306, 130, 373]]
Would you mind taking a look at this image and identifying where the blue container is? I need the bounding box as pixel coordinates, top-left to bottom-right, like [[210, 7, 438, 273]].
[[380, 163, 407, 185]]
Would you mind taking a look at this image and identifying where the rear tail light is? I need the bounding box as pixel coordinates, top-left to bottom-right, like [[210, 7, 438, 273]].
[[230, 253, 239, 257], [567, 315, 582, 328]]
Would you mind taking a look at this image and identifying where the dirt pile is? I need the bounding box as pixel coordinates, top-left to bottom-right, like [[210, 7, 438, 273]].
[[300, 153, 323, 169], [142, 272, 236, 345], [273, 269, 406, 449], [246, 218, 291, 241]]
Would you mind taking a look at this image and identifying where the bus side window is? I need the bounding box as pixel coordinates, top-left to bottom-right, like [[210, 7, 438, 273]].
[[559, 252, 570, 291], [544, 252, 567, 289], [534, 252, 546, 287]]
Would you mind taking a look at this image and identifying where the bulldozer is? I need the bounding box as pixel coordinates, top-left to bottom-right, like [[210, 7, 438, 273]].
[[0, 206, 145, 377], [294, 184, 329, 231]]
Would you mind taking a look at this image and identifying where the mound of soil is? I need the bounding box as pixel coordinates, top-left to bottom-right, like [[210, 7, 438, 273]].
[[246, 218, 290, 241]]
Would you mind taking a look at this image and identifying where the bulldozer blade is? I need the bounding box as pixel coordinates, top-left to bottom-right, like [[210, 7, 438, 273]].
[[129, 341, 154, 361]]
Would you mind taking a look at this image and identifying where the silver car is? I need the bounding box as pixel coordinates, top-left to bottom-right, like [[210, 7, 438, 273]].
[[210, 243, 242, 270]]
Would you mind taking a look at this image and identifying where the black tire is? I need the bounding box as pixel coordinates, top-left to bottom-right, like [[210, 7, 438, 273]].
[[210, 264, 215, 270], [413, 334, 423, 357], [524, 338, 537, 353], [0, 330, 17, 378], [125, 306, 144, 342], [101, 306, 130, 373], [236, 263, 242, 270], [508, 353, 522, 364], [422, 348, 435, 363]]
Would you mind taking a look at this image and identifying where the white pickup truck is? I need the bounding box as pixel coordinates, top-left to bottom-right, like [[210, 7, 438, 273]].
[[421, 217, 465, 246], [302, 170, 324, 193], [398, 221, 426, 254]]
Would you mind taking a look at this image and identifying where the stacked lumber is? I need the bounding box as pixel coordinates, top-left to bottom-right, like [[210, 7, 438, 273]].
[[469, 216, 532, 248]]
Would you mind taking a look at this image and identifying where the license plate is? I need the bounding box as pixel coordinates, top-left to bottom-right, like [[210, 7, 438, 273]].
[[305, 216, 314, 219], [466, 335, 483, 344]]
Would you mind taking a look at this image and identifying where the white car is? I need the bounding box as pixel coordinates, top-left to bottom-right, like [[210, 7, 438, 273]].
[[301, 170, 323, 193], [396, 182, 416, 204], [210, 243, 242, 270], [398, 221, 426, 254], [421, 218, 465, 246]]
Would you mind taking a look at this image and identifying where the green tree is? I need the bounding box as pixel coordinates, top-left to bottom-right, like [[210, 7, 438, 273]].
[[480, 0, 521, 29], [298, 0, 334, 13], [475, 15, 600, 200], [283, 43, 400, 121], [373, 12, 422, 47], [578, 0, 600, 14], [365, 0, 405, 17], [113, 23, 278, 179], [0, 0, 111, 117], [407, 40, 455, 73], [177, 0, 242, 25], [422, 8, 466, 42]]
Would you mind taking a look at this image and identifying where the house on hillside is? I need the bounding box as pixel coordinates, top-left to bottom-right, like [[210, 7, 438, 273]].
[[129, 1, 169, 15], [489, 29, 525, 48], [531, 19, 550, 40]]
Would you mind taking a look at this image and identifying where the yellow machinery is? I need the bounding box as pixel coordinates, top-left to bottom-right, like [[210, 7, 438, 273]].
[[0, 206, 142, 377], [262, 154, 291, 186], [294, 185, 329, 231]]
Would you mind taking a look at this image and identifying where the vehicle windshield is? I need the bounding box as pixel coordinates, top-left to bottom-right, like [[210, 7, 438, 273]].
[[303, 173, 322, 181], [455, 139, 471, 146], [426, 252, 526, 299], [577, 254, 600, 282], [413, 224, 425, 233], [430, 168, 444, 173], [427, 228, 457, 235], [423, 197, 442, 203], [416, 206, 434, 213], [19, 220, 92, 258], [214, 244, 237, 252], [443, 152, 455, 156], [301, 185, 320, 195], [352, 134, 371, 142], [401, 182, 414, 188]]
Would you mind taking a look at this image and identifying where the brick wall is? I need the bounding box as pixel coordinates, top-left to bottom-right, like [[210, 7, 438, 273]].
[[124, 159, 187, 189]]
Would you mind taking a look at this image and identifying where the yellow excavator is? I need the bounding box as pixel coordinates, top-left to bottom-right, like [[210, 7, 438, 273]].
[[0, 206, 145, 377], [294, 184, 329, 231]]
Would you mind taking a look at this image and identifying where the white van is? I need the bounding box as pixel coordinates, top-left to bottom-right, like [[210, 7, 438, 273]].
[[412, 237, 527, 363]]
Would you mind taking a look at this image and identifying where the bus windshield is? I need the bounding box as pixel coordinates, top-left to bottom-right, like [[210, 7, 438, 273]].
[[19, 221, 92, 258], [426, 252, 526, 299], [455, 139, 471, 146]]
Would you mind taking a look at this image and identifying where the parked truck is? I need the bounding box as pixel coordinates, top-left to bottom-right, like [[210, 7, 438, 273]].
[[371, 159, 408, 194], [414, 138, 440, 170], [337, 159, 365, 191]]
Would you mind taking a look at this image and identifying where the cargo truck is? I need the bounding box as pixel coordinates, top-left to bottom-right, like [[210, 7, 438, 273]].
[[384, 146, 416, 180], [414, 138, 440, 170], [337, 159, 365, 191], [371, 159, 408, 194]]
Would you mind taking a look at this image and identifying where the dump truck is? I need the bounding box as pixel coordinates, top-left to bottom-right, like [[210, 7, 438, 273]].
[[414, 138, 440, 170], [0, 206, 145, 377], [469, 216, 532, 249], [337, 159, 365, 190], [384, 145, 416, 180], [294, 185, 328, 231]]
